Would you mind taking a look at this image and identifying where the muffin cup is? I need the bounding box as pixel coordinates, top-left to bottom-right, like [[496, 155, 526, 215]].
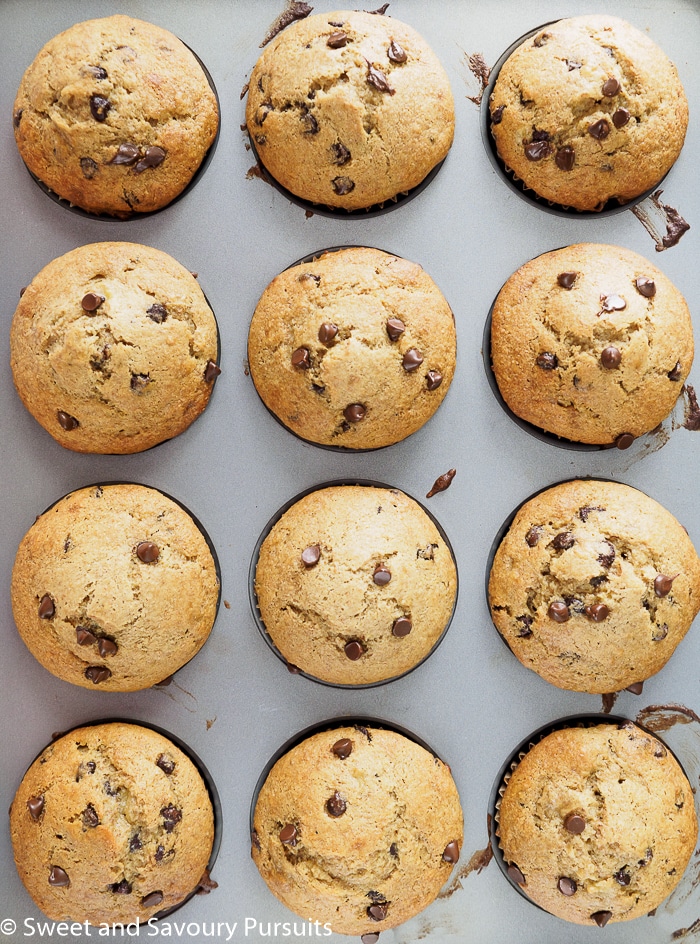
[[248, 479, 458, 689], [480, 23, 669, 218], [20, 42, 220, 221]]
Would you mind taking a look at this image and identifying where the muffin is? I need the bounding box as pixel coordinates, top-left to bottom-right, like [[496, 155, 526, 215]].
[[488, 479, 700, 694], [13, 15, 219, 217], [10, 722, 215, 925], [245, 10, 454, 210], [252, 724, 463, 936], [248, 247, 456, 449], [11, 483, 219, 691], [254, 485, 457, 685], [489, 15, 688, 211], [496, 722, 698, 925], [11, 242, 220, 454], [490, 244, 693, 447]]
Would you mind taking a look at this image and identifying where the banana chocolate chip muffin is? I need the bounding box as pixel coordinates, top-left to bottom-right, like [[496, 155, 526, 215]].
[[254, 485, 457, 685], [497, 722, 698, 926], [11, 242, 220, 454], [252, 724, 463, 936], [11, 483, 219, 692], [10, 722, 215, 925], [245, 10, 454, 210], [488, 480, 700, 694], [248, 247, 456, 449], [490, 244, 693, 447], [13, 15, 219, 217], [489, 15, 688, 211]]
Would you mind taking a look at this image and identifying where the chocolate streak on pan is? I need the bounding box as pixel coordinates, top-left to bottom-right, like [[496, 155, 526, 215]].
[[635, 704, 700, 733], [683, 385, 700, 431], [259, 1, 313, 47], [631, 190, 691, 252], [464, 51, 491, 106], [438, 812, 493, 899], [671, 918, 700, 940]]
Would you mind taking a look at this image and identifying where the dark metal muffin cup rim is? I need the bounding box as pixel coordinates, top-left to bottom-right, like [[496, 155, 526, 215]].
[[480, 20, 670, 218], [19, 40, 220, 221], [248, 478, 458, 690], [16, 716, 222, 922]]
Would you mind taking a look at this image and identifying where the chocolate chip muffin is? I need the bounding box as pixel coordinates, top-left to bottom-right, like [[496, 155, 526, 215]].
[[252, 724, 463, 936], [10, 722, 215, 925], [490, 244, 693, 447], [496, 722, 697, 925], [11, 484, 219, 691], [13, 15, 219, 217], [489, 15, 688, 211], [248, 247, 456, 449], [488, 480, 700, 694], [11, 242, 220, 454], [254, 485, 457, 685], [245, 10, 454, 210]]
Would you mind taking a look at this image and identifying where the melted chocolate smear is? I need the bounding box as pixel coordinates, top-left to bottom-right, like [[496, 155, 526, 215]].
[[671, 918, 700, 939], [602, 692, 619, 714], [465, 52, 491, 105], [683, 385, 700, 431], [631, 190, 690, 252], [367, 3, 390, 12], [636, 704, 700, 733], [260, 2, 313, 47], [195, 869, 219, 895], [437, 816, 493, 900], [427, 468, 456, 498]]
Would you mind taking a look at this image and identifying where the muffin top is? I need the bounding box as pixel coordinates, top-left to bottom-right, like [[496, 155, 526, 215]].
[[488, 479, 700, 694], [245, 10, 454, 210], [10, 242, 220, 455], [10, 723, 215, 925], [11, 484, 219, 691], [497, 722, 698, 925], [254, 485, 457, 685], [13, 15, 219, 216], [490, 243, 693, 446], [252, 725, 463, 935], [489, 15, 688, 211], [248, 247, 456, 449]]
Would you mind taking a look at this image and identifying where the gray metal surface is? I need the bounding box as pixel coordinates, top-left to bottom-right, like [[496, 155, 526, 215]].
[[1, 2, 699, 942]]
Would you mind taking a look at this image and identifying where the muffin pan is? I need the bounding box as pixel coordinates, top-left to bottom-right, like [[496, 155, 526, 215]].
[[1, 2, 699, 941]]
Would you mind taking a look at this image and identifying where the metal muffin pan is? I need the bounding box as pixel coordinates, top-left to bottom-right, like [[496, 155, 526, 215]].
[[1, 1, 699, 942]]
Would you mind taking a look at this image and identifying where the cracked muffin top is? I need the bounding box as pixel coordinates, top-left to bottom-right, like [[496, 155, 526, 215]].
[[248, 247, 456, 449], [251, 724, 463, 936], [11, 483, 219, 692], [13, 15, 219, 217], [245, 9, 454, 210], [488, 479, 700, 694], [10, 242, 220, 455], [10, 723, 215, 925], [254, 485, 457, 685], [489, 15, 688, 211], [490, 243, 693, 447], [496, 722, 697, 926]]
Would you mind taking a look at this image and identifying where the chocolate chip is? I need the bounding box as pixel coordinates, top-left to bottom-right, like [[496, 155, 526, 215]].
[[613, 107, 630, 129], [286, 662, 301, 674], [524, 140, 551, 161], [98, 638, 118, 657], [389, 843, 399, 857], [86, 65, 108, 80], [386, 318, 405, 341], [600, 293, 626, 312], [639, 848, 653, 867], [85, 666, 111, 684], [326, 791, 346, 817], [327, 30, 347, 48], [557, 272, 577, 289], [601, 346, 621, 369], [388, 39, 407, 63], [48, 866, 70, 887], [81, 292, 104, 311], [318, 322, 338, 344], [491, 104, 505, 124], [141, 891, 164, 908], [76, 627, 97, 646], [566, 59, 582, 71], [614, 867, 631, 886], [515, 615, 533, 637], [137, 541, 159, 563], [579, 506, 604, 522], [367, 904, 387, 921], [135, 146, 166, 174], [652, 623, 669, 642], [425, 370, 443, 390], [291, 347, 310, 369], [548, 601, 570, 623], [332, 738, 352, 759], [147, 303, 168, 323], [38, 595, 55, 619], [129, 834, 142, 852], [533, 32, 549, 46], [57, 411, 79, 431], [442, 841, 460, 863], [204, 360, 221, 382], [626, 681, 644, 695], [82, 804, 99, 828], [161, 805, 182, 833], [668, 361, 682, 381], [591, 911, 612, 928], [361, 936, 380, 944], [635, 277, 656, 298], [344, 640, 365, 660], [655, 743, 668, 758], [301, 545, 321, 568], [555, 146, 575, 171], [564, 813, 586, 834], [110, 880, 131, 894], [654, 574, 678, 598], [110, 143, 139, 165], [558, 877, 577, 896], [13, 107, 23, 128], [392, 616, 412, 637], [156, 754, 175, 775], [402, 349, 424, 371], [598, 542, 615, 568], [279, 824, 298, 844], [367, 62, 395, 94], [27, 795, 45, 821], [332, 176, 355, 195], [615, 432, 635, 450], [507, 864, 525, 885], [584, 603, 609, 622], [373, 565, 391, 585], [154, 845, 173, 862], [302, 112, 319, 134], [589, 118, 610, 139], [552, 532, 574, 550], [251, 828, 261, 851], [311, 383, 325, 394], [80, 157, 99, 179], [525, 527, 542, 547], [89, 95, 111, 121], [343, 403, 366, 423], [602, 77, 620, 96], [535, 352, 558, 370]]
